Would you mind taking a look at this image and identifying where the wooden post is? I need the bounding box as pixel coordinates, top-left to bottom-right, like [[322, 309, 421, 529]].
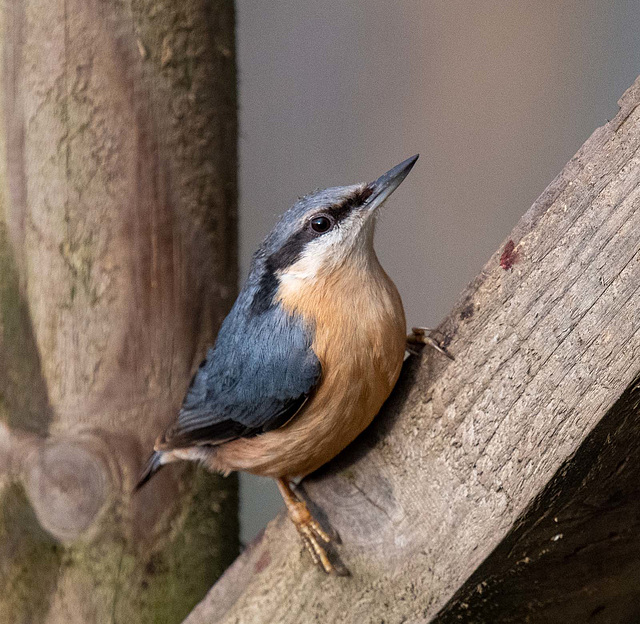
[[0, 0, 238, 621], [184, 77, 640, 624]]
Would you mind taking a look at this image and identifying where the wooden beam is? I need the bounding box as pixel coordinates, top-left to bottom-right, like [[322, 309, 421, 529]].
[[0, 0, 239, 621], [184, 76, 640, 624]]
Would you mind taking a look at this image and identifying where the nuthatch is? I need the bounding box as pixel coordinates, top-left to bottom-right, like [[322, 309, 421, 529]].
[[137, 156, 421, 574]]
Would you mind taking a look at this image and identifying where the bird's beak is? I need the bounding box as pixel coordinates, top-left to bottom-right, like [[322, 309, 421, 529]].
[[365, 154, 419, 212]]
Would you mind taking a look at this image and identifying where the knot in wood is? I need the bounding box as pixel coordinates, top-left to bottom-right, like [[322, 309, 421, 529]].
[[24, 433, 117, 543]]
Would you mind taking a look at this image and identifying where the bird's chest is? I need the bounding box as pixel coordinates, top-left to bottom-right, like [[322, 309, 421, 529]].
[[278, 262, 406, 456], [280, 262, 405, 380], [314, 280, 404, 390]]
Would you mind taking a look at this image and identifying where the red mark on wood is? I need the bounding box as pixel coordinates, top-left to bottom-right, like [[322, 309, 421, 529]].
[[500, 240, 518, 270], [254, 548, 271, 573]]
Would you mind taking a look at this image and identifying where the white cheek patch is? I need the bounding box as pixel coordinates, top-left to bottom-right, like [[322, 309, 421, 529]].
[[278, 243, 327, 281], [278, 213, 375, 285]]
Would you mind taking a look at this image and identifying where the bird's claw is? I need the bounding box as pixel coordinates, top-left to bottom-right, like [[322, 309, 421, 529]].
[[287, 499, 337, 574], [277, 478, 348, 575], [407, 327, 454, 360]]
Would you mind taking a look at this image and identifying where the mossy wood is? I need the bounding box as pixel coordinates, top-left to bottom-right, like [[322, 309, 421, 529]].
[[185, 77, 640, 623], [0, 0, 238, 622]]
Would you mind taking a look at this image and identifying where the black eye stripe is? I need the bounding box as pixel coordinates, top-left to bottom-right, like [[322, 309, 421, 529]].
[[325, 193, 366, 221], [257, 187, 374, 287], [308, 188, 372, 226], [323, 203, 350, 223]]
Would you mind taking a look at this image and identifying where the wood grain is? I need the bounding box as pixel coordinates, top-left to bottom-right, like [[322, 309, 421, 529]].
[[184, 76, 640, 624]]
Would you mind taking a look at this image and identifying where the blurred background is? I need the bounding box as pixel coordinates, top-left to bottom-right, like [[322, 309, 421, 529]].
[[236, 0, 640, 543]]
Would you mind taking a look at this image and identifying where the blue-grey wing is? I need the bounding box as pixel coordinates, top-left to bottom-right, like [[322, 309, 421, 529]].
[[159, 295, 321, 450]]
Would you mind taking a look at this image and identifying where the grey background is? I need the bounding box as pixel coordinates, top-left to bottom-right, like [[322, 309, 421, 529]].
[[235, 0, 640, 543]]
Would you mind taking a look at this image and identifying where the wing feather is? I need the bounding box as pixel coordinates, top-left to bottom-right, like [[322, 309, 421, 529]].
[[158, 290, 320, 451]]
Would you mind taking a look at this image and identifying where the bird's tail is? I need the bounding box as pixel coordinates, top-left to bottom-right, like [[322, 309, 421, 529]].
[[134, 450, 165, 491]]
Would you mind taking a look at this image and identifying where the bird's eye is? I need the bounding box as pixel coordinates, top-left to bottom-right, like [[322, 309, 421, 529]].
[[310, 216, 332, 233]]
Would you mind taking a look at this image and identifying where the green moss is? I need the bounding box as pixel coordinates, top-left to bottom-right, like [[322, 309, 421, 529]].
[[0, 484, 62, 624], [0, 221, 52, 433], [126, 470, 237, 622], [0, 467, 238, 624], [55, 470, 239, 624]]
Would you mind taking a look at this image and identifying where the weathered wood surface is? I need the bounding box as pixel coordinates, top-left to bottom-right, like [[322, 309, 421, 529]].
[[434, 374, 640, 623], [0, 0, 238, 622], [185, 77, 640, 624]]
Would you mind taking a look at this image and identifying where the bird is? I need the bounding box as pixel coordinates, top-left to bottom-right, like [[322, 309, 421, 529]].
[[136, 155, 423, 574]]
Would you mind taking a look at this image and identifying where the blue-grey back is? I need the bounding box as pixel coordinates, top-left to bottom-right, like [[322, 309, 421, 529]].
[[177, 273, 320, 437]]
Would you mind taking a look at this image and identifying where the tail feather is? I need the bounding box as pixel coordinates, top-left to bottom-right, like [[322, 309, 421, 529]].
[[134, 451, 165, 491]]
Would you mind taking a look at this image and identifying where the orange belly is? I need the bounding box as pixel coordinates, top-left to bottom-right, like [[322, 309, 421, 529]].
[[211, 257, 406, 479]]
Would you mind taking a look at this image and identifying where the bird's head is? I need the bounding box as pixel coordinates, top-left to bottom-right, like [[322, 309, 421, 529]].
[[255, 155, 418, 286]]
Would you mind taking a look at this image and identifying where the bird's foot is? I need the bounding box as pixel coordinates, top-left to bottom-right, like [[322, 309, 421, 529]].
[[287, 498, 336, 573], [407, 327, 454, 360], [277, 478, 346, 575]]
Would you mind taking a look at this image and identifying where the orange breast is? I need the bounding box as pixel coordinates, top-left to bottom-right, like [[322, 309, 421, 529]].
[[212, 257, 406, 479]]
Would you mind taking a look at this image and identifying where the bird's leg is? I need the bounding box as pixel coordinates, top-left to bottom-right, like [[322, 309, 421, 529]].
[[407, 327, 454, 360], [276, 477, 335, 574]]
